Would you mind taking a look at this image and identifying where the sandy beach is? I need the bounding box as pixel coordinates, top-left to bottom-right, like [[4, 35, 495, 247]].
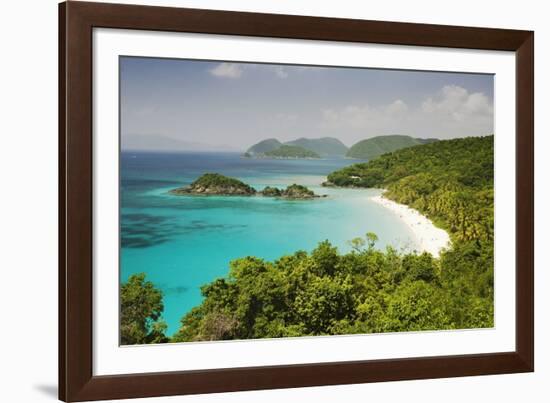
[[370, 193, 451, 257]]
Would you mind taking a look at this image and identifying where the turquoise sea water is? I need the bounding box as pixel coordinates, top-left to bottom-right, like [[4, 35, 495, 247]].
[[121, 152, 418, 335]]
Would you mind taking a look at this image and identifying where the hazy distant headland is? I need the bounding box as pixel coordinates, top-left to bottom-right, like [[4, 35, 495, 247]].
[[246, 145, 322, 159], [243, 137, 348, 159], [122, 134, 442, 160], [243, 135, 439, 160]]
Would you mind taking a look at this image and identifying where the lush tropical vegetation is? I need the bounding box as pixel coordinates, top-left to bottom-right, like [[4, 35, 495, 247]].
[[121, 135, 494, 344], [121, 273, 169, 345], [328, 136, 493, 243], [171, 230, 492, 342], [346, 134, 438, 159]]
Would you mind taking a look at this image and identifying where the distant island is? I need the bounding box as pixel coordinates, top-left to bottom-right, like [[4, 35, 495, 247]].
[[346, 135, 438, 160], [246, 138, 283, 155], [243, 135, 439, 161], [244, 137, 348, 158], [123, 134, 441, 161], [170, 173, 324, 199], [285, 137, 349, 156], [264, 145, 320, 159], [244, 144, 320, 159]]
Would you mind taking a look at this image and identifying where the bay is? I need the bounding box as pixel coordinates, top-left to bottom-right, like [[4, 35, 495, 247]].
[[120, 151, 418, 335]]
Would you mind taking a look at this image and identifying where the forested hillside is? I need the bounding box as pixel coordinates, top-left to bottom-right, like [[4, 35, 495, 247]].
[[328, 135, 494, 243], [346, 135, 438, 160]]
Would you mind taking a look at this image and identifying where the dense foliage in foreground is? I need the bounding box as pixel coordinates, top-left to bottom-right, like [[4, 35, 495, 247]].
[[121, 273, 169, 345], [120, 135, 494, 344], [171, 236, 493, 342]]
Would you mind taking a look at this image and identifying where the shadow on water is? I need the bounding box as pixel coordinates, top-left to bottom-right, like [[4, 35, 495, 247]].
[[121, 213, 248, 249], [163, 285, 189, 295], [121, 213, 177, 248]]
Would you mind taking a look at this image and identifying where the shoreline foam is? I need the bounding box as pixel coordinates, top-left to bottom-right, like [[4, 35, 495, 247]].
[[370, 193, 451, 257]]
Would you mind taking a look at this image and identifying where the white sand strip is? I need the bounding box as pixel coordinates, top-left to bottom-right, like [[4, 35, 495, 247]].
[[370, 194, 451, 257]]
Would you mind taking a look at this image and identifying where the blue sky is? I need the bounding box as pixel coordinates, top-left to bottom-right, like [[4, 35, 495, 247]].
[[120, 56, 494, 151]]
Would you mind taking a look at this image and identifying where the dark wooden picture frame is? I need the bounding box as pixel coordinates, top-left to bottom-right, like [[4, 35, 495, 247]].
[[59, 1, 534, 401]]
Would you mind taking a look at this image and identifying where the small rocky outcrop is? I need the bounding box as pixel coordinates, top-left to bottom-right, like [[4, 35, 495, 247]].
[[280, 184, 317, 199], [169, 173, 256, 196], [260, 186, 282, 197], [170, 174, 326, 200]]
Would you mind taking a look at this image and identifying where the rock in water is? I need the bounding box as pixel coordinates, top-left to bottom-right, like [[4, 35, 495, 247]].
[[260, 186, 282, 197], [281, 184, 316, 199]]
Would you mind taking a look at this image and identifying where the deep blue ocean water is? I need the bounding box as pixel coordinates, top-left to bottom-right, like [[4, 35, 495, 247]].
[[120, 152, 418, 335]]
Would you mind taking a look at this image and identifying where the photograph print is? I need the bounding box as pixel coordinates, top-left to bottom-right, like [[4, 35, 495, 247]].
[[120, 57, 494, 345]]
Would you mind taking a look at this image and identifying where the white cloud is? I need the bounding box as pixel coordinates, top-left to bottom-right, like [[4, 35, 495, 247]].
[[322, 100, 409, 129], [320, 85, 493, 139], [209, 63, 243, 79], [422, 85, 493, 121], [209, 63, 291, 79], [386, 99, 409, 117]]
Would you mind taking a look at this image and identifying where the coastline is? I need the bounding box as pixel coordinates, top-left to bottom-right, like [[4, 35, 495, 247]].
[[370, 193, 450, 257]]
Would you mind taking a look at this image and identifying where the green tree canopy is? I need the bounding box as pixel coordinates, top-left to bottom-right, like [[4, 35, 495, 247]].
[[121, 273, 168, 345]]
